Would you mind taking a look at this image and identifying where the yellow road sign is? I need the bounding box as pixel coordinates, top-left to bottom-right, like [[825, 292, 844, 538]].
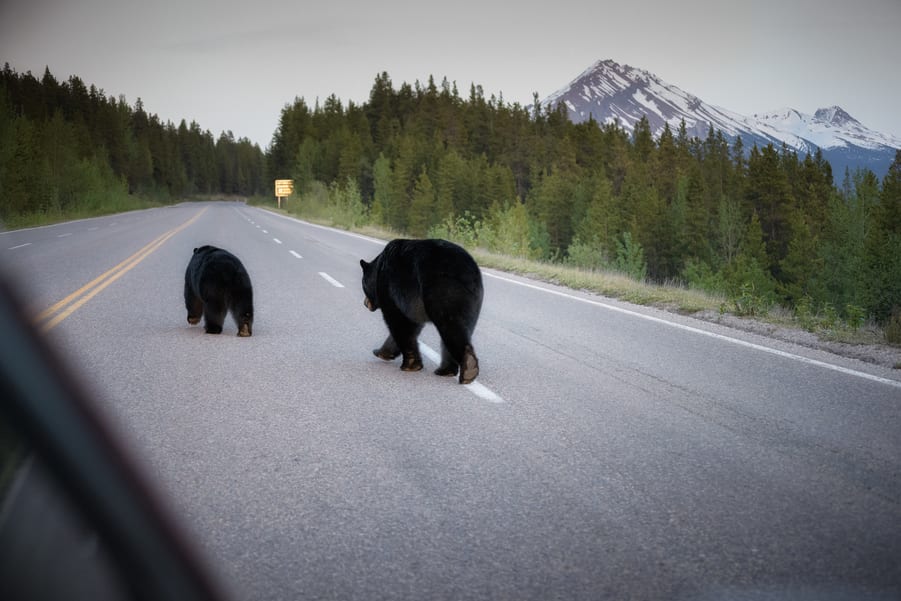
[[274, 179, 294, 197]]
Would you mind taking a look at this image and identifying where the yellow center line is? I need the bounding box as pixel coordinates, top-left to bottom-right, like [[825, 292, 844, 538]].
[[36, 207, 207, 332]]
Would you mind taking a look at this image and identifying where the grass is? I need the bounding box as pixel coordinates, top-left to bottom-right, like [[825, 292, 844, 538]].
[[1, 196, 167, 230], [468, 247, 724, 315], [10, 195, 895, 354], [264, 205, 895, 353]]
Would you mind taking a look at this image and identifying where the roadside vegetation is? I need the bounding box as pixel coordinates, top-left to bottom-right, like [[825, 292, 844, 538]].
[[257, 192, 896, 352], [3, 64, 899, 350]]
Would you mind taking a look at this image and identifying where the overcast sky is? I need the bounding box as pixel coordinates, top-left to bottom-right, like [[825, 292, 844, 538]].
[[2, 0, 899, 150]]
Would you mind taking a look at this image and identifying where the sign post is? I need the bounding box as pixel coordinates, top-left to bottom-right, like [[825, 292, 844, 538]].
[[274, 179, 294, 209]]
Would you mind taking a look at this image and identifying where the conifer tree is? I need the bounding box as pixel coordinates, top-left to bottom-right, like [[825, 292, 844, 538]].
[[864, 151, 901, 320], [408, 168, 436, 237]]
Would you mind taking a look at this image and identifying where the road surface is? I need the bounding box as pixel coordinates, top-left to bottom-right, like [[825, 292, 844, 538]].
[[3, 201, 900, 600]]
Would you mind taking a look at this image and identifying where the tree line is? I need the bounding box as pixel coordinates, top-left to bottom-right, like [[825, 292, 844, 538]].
[[269, 72, 900, 326], [0, 64, 267, 224], [2, 65, 898, 325]]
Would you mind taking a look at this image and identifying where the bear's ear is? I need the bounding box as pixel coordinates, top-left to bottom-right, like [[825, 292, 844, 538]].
[[360, 259, 368, 270]]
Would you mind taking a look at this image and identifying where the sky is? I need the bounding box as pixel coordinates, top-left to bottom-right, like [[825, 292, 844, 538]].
[[2, 0, 900, 150]]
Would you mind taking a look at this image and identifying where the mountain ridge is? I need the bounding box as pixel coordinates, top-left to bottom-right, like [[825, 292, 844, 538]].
[[543, 59, 900, 179]]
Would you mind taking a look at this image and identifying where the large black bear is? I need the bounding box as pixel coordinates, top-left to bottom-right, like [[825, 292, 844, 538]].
[[184, 245, 254, 336], [360, 239, 483, 384]]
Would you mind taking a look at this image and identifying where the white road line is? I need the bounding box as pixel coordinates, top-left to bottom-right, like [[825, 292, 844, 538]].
[[273, 238, 282, 244], [262, 229, 268, 234], [484, 272, 901, 390], [88, 227, 99, 231], [289, 250, 303, 259], [8, 243, 32, 250], [418, 342, 504, 403], [318, 272, 344, 288], [57, 233, 72, 238]]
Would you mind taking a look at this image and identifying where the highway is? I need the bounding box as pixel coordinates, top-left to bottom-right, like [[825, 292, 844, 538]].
[[3, 200, 900, 600]]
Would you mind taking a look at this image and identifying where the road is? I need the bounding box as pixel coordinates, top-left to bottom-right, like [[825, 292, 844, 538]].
[[3, 201, 900, 600]]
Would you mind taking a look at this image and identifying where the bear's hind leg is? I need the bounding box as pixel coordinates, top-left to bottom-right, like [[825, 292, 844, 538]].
[[459, 344, 479, 384], [202, 299, 227, 334], [185, 285, 203, 325], [235, 312, 252, 337], [435, 323, 479, 384], [231, 297, 253, 337]]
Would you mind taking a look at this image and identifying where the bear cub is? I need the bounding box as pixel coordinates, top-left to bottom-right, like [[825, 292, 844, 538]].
[[360, 238, 483, 384], [184, 245, 253, 336]]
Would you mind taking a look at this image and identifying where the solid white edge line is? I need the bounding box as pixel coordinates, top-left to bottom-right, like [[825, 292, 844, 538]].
[[484, 272, 901, 390], [250, 207, 898, 390], [418, 342, 504, 403], [289, 250, 303, 259], [318, 272, 344, 288]]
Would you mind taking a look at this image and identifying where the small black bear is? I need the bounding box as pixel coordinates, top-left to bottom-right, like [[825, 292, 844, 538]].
[[360, 239, 483, 384], [184, 245, 253, 336]]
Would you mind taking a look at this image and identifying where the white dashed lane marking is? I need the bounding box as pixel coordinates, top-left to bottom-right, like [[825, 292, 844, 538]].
[[8, 243, 31, 250], [273, 238, 282, 244], [318, 272, 344, 288], [239, 206, 505, 404], [417, 342, 504, 403]]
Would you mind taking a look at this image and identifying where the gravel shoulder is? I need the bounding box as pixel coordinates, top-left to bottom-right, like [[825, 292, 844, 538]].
[[694, 310, 901, 370]]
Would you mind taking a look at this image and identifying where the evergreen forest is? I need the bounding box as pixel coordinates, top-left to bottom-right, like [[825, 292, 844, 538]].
[[0, 64, 267, 224], [2, 66, 900, 329]]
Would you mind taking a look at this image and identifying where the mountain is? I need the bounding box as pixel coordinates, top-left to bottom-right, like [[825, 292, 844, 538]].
[[543, 59, 901, 180]]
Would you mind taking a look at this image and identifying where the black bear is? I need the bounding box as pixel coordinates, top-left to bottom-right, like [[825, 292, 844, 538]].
[[360, 239, 483, 384], [184, 245, 254, 336]]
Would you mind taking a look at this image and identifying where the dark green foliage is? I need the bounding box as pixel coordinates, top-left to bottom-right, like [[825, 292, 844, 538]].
[[0, 63, 266, 225], [263, 69, 900, 327], [14, 63, 894, 327]]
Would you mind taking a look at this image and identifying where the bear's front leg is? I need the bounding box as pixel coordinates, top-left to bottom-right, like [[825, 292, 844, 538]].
[[383, 314, 423, 372], [373, 335, 401, 361]]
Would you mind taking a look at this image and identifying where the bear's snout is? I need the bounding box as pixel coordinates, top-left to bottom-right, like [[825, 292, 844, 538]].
[[364, 297, 377, 311]]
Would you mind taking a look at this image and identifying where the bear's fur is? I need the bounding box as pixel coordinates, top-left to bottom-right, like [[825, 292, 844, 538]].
[[360, 239, 483, 384], [184, 245, 253, 336]]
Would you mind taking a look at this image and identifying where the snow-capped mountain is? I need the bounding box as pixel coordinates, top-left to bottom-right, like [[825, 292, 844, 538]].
[[543, 59, 900, 179]]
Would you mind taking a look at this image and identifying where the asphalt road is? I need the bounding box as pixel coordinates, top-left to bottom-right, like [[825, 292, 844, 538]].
[[3, 201, 900, 600]]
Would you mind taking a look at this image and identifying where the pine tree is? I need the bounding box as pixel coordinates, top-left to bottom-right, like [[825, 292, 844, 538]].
[[408, 168, 435, 237], [745, 143, 793, 277], [863, 151, 901, 321], [722, 211, 777, 304], [369, 153, 392, 227]]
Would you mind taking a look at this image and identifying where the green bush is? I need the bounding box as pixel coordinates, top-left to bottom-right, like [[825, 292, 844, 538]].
[[614, 232, 647, 281]]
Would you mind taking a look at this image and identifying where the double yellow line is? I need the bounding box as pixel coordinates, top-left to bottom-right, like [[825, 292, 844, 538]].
[[36, 208, 207, 332]]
